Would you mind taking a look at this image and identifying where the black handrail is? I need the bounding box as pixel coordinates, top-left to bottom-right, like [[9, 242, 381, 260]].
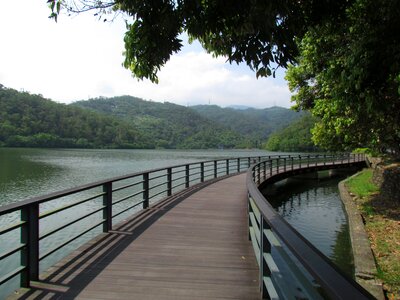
[[246, 153, 374, 299], [0, 154, 286, 294]]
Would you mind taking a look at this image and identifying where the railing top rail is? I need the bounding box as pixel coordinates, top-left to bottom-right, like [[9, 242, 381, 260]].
[[246, 154, 372, 299], [0, 154, 291, 216]]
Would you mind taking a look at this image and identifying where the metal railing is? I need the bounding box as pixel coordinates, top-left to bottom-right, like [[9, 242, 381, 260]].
[[0, 154, 288, 294], [246, 153, 374, 299]]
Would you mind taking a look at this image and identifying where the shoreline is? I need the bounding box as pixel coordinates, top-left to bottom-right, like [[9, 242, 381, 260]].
[[338, 176, 385, 299]]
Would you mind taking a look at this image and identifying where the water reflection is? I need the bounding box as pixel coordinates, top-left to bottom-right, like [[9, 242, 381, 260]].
[[0, 148, 63, 205], [262, 173, 354, 276], [0, 148, 273, 205]]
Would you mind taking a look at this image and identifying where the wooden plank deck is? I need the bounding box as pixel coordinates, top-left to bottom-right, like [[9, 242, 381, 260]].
[[14, 174, 260, 299]]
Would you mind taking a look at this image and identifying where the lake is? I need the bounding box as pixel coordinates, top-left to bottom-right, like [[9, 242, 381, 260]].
[[0, 148, 274, 206]]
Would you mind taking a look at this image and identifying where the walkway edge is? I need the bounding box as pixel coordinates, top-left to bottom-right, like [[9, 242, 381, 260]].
[[338, 176, 384, 300]]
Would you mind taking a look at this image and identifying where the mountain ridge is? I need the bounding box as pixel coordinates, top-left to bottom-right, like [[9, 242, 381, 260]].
[[0, 86, 304, 149], [189, 104, 305, 141]]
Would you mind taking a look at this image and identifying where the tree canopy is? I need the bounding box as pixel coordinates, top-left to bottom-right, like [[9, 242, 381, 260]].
[[49, 0, 400, 155], [286, 0, 400, 155], [265, 114, 318, 152], [49, 0, 348, 82]]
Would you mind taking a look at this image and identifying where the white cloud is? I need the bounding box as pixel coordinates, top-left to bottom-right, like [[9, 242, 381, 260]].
[[0, 0, 292, 109], [112, 51, 292, 108]]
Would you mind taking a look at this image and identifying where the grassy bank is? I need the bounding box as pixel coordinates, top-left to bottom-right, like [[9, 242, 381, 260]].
[[345, 169, 400, 299]]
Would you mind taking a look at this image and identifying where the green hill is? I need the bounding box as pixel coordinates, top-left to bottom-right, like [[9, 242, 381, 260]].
[[0, 85, 307, 150], [265, 114, 319, 152], [0, 86, 149, 148], [72, 96, 247, 149], [189, 105, 305, 143]]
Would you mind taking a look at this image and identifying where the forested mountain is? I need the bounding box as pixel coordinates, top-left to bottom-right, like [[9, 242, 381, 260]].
[[72, 96, 248, 149], [264, 114, 319, 152], [0, 88, 247, 149], [0, 85, 308, 150], [189, 105, 305, 143], [0, 86, 148, 148]]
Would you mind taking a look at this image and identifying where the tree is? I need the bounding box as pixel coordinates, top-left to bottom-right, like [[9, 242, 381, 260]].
[[285, 0, 400, 155], [48, 0, 348, 82], [265, 114, 318, 152], [49, 0, 400, 155]]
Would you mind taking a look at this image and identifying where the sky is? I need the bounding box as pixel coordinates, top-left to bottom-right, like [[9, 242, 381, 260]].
[[0, 0, 293, 109]]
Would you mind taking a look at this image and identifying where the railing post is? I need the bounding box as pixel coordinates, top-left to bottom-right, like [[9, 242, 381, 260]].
[[200, 163, 204, 183], [248, 157, 251, 168], [248, 197, 252, 241], [21, 203, 39, 287], [237, 158, 240, 173], [324, 154, 326, 166], [257, 165, 261, 184], [167, 168, 172, 196], [103, 182, 112, 232], [226, 159, 229, 175], [185, 165, 190, 188], [348, 153, 351, 163], [260, 218, 271, 299], [214, 160, 217, 178], [307, 155, 310, 168], [284, 157, 286, 172], [276, 158, 279, 174], [143, 172, 149, 209], [299, 155, 302, 168], [270, 161, 272, 176], [263, 161, 266, 180]]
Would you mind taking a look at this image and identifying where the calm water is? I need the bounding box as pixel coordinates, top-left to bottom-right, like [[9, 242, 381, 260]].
[[0, 148, 275, 206], [263, 174, 354, 277]]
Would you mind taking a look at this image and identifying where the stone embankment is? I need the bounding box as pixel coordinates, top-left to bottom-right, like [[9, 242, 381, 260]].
[[339, 177, 385, 299], [371, 158, 400, 203]]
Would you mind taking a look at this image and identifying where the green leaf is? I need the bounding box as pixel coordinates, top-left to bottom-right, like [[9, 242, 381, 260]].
[[56, 1, 61, 14]]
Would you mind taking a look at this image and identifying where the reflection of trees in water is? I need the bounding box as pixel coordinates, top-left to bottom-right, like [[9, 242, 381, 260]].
[[332, 223, 354, 277], [0, 148, 63, 204], [263, 173, 354, 277]]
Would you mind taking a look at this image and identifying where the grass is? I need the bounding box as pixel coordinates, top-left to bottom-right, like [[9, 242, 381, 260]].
[[346, 169, 379, 198], [345, 169, 400, 299]]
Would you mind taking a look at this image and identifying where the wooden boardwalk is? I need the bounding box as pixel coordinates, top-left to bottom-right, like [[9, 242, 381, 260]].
[[14, 174, 260, 299]]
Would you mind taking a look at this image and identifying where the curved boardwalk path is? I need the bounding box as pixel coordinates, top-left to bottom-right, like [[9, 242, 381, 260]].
[[15, 174, 260, 300]]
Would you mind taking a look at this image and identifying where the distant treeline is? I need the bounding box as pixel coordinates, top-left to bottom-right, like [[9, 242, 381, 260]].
[[73, 96, 247, 149], [0, 85, 313, 150], [264, 115, 319, 152], [0, 87, 148, 149]]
